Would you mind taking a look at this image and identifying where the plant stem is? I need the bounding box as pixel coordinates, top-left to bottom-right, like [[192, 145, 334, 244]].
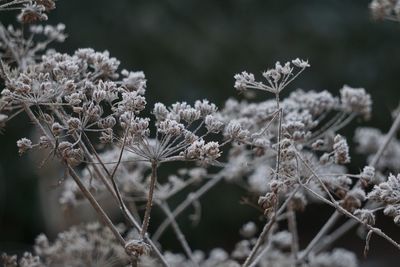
[[242, 185, 301, 267], [298, 152, 400, 253], [158, 201, 199, 267], [302, 109, 400, 257], [140, 160, 158, 238], [67, 165, 126, 246], [152, 174, 223, 241], [287, 204, 299, 261], [25, 106, 170, 267]]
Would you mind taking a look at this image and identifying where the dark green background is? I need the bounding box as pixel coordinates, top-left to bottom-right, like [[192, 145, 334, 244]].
[[1, 0, 400, 266]]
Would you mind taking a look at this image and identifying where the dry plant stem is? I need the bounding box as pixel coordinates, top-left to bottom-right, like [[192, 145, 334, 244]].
[[78, 137, 170, 267], [22, 106, 125, 243], [242, 217, 276, 267], [242, 93, 283, 267], [81, 132, 136, 224], [301, 180, 400, 251], [67, 166, 126, 246], [51, 109, 119, 202], [141, 160, 158, 238], [314, 219, 355, 254], [287, 204, 299, 261], [297, 153, 400, 252], [248, 243, 272, 267], [152, 174, 224, 241], [304, 110, 400, 256], [79, 136, 170, 267], [274, 94, 282, 180], [158, 201, 200, 267], [242, 185, 302, 267], [27, 107, 170, 267], [370, 108, 400, 167], [0, 0, 28, 9]]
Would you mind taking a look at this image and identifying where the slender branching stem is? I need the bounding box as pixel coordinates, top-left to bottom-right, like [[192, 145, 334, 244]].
[[140, 160, 158, 238], [297, 152, 400, 253], [67, 165, 126, 246], [23, 104, 126, 246], [248, 243, 272, 267], [26, 105, 170, 267], [287, 204, 299, 261], [243, 92, 284, 267], [303, 110, 400, 257], [242, 185, 302, 267], [152, 174, 224, 241], [158, 201, 200, 267]]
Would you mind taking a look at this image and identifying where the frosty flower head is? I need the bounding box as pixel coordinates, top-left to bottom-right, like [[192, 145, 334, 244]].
[[234, 71, 255, 92], [125, 239, 151, 257], [18, 3, 48, 24], [354, 208, 376, 225], [158, 119, 185, 136], [205, 114, 224, 133], [360, 166, 375, 184], [342, 188, 366, 211], [292, 58, 310, 68], [340, 85, 372, 119], [234, 58, 310, 94], [333, 134, 350, 164], [57, 141, 83, 166], [17, 138, 33, 155], [153, 102, 169, 121], [225, 120, 249, 142], [36, 0, 56, 11], [369, 0, 400, 21], [195, 99, 217, 117], [67, 117, 82, 133], [185, 139, 221, 162], [121, 70, 147, 94], [368, 173, 400, 224]]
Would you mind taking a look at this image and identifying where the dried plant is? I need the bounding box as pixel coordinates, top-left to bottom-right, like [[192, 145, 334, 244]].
[[1, 1, 400, 267]]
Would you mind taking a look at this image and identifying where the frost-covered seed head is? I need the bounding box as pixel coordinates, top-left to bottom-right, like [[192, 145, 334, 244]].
[[17, 138, 33, 155], [333, 134, 350, 164], [153, 102, 168, 121], [340, 85, 372, 119], [360, 166, 375, 183], [354, 209, 375, 225], [205, 115, 224, 133], [234, 71, 255, 91]]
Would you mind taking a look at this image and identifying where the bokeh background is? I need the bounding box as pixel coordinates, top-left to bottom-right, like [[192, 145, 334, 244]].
[[1, 0, 400, 266]]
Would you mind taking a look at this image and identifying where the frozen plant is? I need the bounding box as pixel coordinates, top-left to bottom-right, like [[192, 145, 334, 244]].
[[1, 1, 400, 267]]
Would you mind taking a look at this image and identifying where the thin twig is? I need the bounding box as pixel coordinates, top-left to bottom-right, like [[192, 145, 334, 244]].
[[158, 201, 200, 267], [297, 152, 400, 253], [27, 106, 170, 267], [152, 174, 223, 242], [304, 110, 400, 256], [287, 204, 299, 261], [141, 160, 158, 238], [242, 185, 302, 267], [67, 166, 126, 246]]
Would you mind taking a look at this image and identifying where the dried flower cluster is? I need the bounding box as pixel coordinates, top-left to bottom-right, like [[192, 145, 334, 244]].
[[370, 0, 400, 21], [1, 2, 400, 267]]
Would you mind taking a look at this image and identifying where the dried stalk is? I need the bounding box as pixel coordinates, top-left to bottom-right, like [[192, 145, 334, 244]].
[[140, 160, 158, 238], [302, 110, 400, 258], [152, 173, 223, 241]]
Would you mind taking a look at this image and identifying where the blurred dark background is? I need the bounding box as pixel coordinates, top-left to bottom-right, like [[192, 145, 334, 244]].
[[1, 0, 400, 266]]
